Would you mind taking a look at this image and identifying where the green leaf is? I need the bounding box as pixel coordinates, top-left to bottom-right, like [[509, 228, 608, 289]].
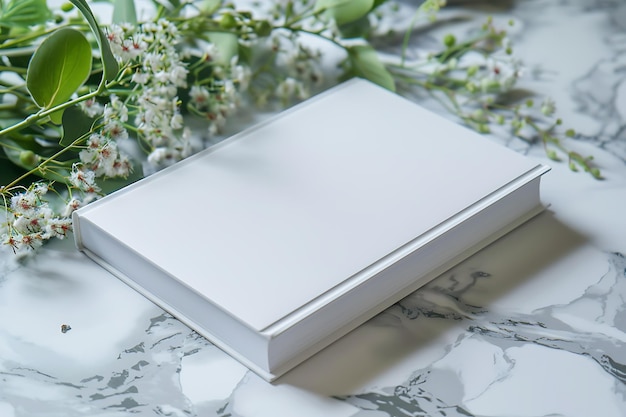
[[0, 0, 51, 27], [315, 0, 375, 26], [207, 32, 239, 66], [337, 14, 371, 39], [26, 28, 93, 111], [69, 0, 119, 83], [61, 105, 96, 147], [112, 0, 137, 24], [200, 0, 222, 14], [346, 44, 395, 91], [49, 109, 66, 125]]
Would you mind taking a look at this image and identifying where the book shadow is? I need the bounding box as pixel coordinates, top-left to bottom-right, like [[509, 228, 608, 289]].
[[276, 209, 590, 394]]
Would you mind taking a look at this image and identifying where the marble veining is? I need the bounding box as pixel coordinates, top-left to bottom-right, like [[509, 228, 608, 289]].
[[1, 0, 626, 416], [337, 252, 626, 416]]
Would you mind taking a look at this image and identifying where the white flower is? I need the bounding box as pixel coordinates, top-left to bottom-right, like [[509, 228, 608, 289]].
[[62, 198, 82, 217], [11, 192, 37, 214], [231, 64, 251, 90], [169, 64, 188, 87], [45, 218, 72, 239], [104, 120, 129, 140], [70, 166, 101, 194], [276, 77, 299, 100], [147, 147, 180, 169], [170, 113, 184, 129], [80, 98, 104, 117], [204, 43, 220, 62], [485, 57, 522, 92], [190, 85, 210, 108], [109, 95, 129, 122]]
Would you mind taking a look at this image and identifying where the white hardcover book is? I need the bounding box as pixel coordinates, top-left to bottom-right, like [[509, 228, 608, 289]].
[[73, 78, 550, 381]]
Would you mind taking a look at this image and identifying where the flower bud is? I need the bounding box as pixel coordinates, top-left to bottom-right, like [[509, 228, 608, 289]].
[[254, 20, 272, 37], [19, 150, 38, 167], [443, 34, 456, 48], [219, 13, 237, 29]]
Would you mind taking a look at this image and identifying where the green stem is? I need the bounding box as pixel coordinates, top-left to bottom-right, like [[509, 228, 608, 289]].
[[277, 26, 345, 50], [0, 65, 26, 74], [0, 76, 115, 139], [0, 23, 75, 49], [1, 133, 87, 191]]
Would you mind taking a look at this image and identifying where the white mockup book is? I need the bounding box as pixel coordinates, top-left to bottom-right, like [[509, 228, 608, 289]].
[[73, 78, 550, 381]]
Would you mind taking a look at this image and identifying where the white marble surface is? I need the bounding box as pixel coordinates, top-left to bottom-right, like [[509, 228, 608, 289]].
[[2, 0, 626, 416]]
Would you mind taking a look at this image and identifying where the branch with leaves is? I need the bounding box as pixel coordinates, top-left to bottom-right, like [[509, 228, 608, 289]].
[[0, 0, 599, 254]]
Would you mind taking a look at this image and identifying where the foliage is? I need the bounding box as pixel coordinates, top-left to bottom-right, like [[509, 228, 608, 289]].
[[0, 0, 600, 254]]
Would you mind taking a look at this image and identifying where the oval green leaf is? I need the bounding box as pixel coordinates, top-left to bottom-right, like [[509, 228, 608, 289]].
[[70, 0, 119, 82], [207, 32, 239, 66], [112, 0, 137, 24], [347, 44, 395, 91], [26, 28, 92, 111], [61, 105, 96, 147], [315, 0, 374, 26]]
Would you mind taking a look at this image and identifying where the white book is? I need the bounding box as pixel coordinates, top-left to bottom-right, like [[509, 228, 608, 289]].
[[73, 78, 550, 381]]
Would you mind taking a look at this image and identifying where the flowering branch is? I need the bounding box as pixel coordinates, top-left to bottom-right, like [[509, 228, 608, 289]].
[[0, 0, 601, 255]]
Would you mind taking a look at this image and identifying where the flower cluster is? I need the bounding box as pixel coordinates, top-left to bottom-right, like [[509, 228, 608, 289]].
[[78, 98, 132, 178], [1, 184, 72, 254], [104, 20, 191, 172], [0, 0, 601, 256], [184, 38, 251, 138], [273, 38, 324, 105]]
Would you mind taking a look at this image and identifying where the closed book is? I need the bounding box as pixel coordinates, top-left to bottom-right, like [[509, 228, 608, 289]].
[[73, 78, 550, 381]]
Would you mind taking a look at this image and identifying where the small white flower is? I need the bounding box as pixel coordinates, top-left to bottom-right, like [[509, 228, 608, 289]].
[[62, 198, 82, 217], [132, 71, 149, 84], [204, 43, 220, 62], [276, 77, 299, 100], [231, 64, 251, 91], [169, 64, 188, 87], [170, 113, 184, 129], [80, 98, 104, 117], [11, 192, 37, 214], [70, 166, 101, 194], [45, 218, 72, 239], [189, 85, 210, 108]]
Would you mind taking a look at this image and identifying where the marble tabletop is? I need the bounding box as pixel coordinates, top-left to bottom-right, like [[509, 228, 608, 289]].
[[2, 0, 626, 416]]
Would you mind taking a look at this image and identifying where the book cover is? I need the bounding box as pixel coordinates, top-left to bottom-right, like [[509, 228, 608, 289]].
[[73, 78, 550, 381]]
